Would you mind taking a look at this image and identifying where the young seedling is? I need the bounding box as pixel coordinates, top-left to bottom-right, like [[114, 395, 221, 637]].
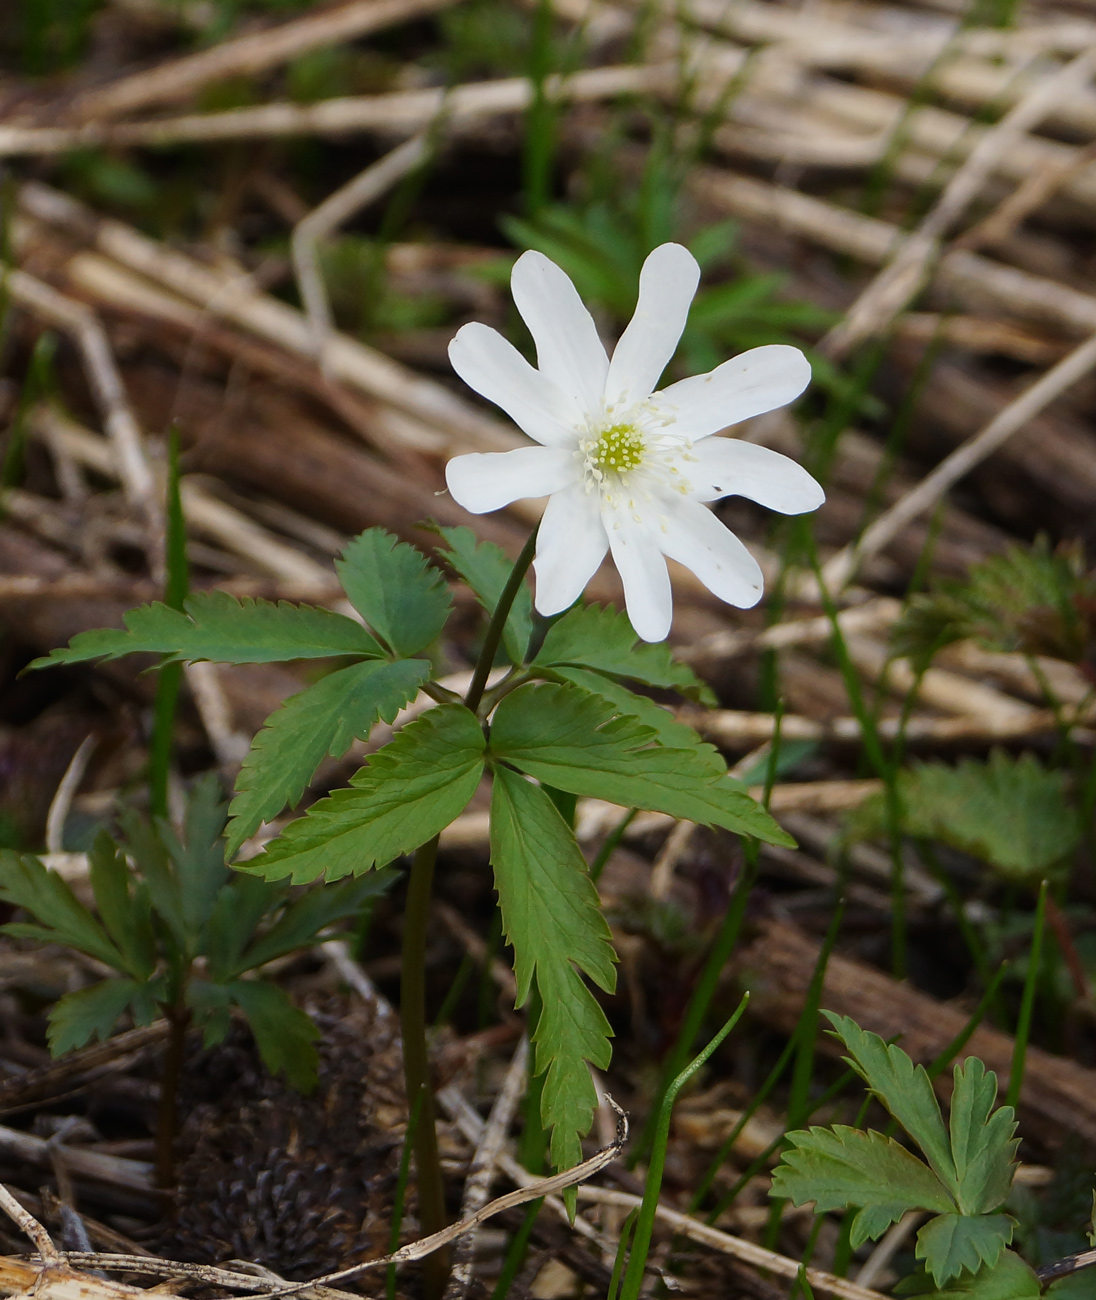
[[0, 775, 392, 1184], [771, 1012, 1034, 1297]]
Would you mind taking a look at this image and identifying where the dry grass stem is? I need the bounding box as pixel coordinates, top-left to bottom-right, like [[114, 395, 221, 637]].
[[575, 1185, 888, 1300], [820, 45, 1096, 361], [4, 269, 158, 536], [443, 1037, 530, 1299], [292, 135, 429, 359], [44, 736, 97, 857], [69, 0, 462, 122], [0, 67, 666, 155], [822, 329, 1096, 590]]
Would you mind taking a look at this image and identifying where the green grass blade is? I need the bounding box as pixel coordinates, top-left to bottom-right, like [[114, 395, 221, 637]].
[[619, 995, 749, 1300], [1006, 880, 1047, 1110]]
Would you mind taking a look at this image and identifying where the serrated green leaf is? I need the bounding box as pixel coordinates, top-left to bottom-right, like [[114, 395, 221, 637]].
[[336, 529, 452, 657], [0, 850, 125, 971], [158, 773, 231, 938], [187, 978, 234, 1048], [440, 526, 534, 664], [533, 603, 715, 704], [490, 764, 616, 1172], [229, 871, 396, 978], [489, 682, 794, 846], [892, 537, 1095, 666], [824, 1012, 958, 1197], [917, 1213, 1014, 1286], [30, 591, 383, 670], [227, 979, 320, 1092], [548, 665, 703, 748], [225, 658, 430, 858], [246, 703, 485, 883], [88, 833, 157, 980], [203, 874, 279, 983], [771, 1125, 954, 1246], [118, 809, 185, 949], [47, 979, 145, 1055], [898, 1250, 1040, 1300], [895, 752, 1080, 883], [950, 1058, 1018, 1215]]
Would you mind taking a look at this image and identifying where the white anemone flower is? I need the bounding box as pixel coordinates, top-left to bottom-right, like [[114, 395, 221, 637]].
[[445, 242, 824, 642]]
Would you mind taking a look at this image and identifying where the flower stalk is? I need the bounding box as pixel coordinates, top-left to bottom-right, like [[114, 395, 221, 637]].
[[398, 527, 539, 1298]]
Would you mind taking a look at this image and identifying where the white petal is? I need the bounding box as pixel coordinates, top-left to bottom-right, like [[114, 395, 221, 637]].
[[605, 243, 699, 408], [533, 482, 609, 615], [510, 251, 609, 411], [448, 322, 581, 447], [689, 437, 825, 514], [654, 344, 811, 441], [445, 447, 577, 514], [658, 498, 764, 609], [605, 507, 673, 642]]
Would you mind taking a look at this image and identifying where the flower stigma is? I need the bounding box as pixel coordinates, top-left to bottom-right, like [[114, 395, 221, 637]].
[[587, 422, 646, 478]]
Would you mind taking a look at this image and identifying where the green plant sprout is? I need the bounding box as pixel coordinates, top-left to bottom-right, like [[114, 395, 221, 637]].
[[0, 774, 393, 1184], [771, 1012, 1034, 1298]]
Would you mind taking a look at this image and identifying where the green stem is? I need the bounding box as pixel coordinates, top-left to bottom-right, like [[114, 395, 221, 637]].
[[465, 528, 538, 714], [1007, 880, 1047, 1111], [400, 835, 449, 1299], [619, 996, 749, 1300]]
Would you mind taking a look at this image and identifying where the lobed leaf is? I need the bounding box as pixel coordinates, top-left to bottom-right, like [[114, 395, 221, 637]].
[[949, 1058, 1018, 1216], [225, 658, 430, 858], [824, 1012, 958, 1198], [489, 765, 616, 1172], [545, 664, 703, 748], [916, 1214, 1015, 1287], [489, 682, 793, 846], [226, 979, 321, 1093], [336, 529, 452, 657], [245, 704, 485, 884], [202, 874, 281, 984], [30, 591, 383, 670], [0, 850, 125, 972], [771, 1125, 954, 1247], [158, 772, 231, 939], [897, 1250, 1040, 1300], [47, 979, 148, 1055], [894, 752, 1080, 883], [230, 871, 396, 978], [440, 526, 534, 664], [533, 603, 715, 703], [88, 833, 157, 980]]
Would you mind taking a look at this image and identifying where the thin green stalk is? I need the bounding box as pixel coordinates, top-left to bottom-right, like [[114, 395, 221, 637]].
[[632, 858, 759, 1164], [619, 995, 750, 1300], [401, 835, 449, 1299], [522, 0, 556, 214], [1007, 880, 1048, 1111], [690, 1023, 796, 1211], [387, 1087, 425, 1300], [590, 809, 636, 884], [606, 1209, 639, 1300], [149, 428, 189, 820], [465, 528, 538, 714]]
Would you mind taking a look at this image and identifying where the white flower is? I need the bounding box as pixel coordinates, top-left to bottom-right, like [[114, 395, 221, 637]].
[[445, 242, 824, 642]]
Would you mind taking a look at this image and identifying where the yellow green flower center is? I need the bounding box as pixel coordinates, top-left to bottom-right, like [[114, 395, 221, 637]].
[[589, 423, 645, 475]]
